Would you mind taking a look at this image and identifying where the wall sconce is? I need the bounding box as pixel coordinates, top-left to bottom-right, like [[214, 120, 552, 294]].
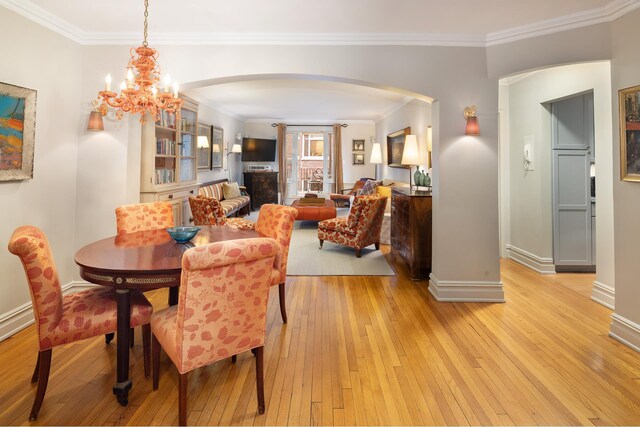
[[87, 100, 106, 131], [464, 105, 480, 136], [369, 137, 382, 180], [426, 125, 432, 169], [401, 134, 420, 189]]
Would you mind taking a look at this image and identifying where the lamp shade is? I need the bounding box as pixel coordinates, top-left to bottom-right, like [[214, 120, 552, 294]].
[[87, 110, 104, 131], [231, 143, 242, 153], [197, 135, 209, 148], [370, 142, 382, 164], [465, 116, 480, 135], [401, 135, 420, 166]]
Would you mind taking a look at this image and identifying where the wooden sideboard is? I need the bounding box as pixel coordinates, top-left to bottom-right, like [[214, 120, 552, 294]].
[[243, 171, 278, 210], [390, 187, 433, 281]]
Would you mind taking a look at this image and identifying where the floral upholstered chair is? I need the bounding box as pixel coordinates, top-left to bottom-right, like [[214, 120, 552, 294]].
[[8, 225, 153, 421], [255, 204, 298, 323], [317, 195, 388, 257], [115, 201, 174, 234], [151, 238, 281, 426], [188, 195, 256, 230]]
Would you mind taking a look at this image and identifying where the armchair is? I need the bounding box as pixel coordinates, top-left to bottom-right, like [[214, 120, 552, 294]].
[[318, 195, 387, 257], [329, 177, 374, 207]]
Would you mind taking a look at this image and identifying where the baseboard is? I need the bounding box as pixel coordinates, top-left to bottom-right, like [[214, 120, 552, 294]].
[[591, 281, 615, 310], [428, 274, 505, 302], [506, 244, 556, 274], [0, 281, 96, 342], [610, 313, 640, 353]]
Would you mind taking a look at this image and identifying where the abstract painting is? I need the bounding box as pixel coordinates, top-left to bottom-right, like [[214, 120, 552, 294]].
[[0, 82, 36, 181], [619, 85, 640, 181]]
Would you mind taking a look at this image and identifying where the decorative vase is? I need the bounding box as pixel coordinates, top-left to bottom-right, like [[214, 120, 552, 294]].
[[423, 172, 431, 187], [414, 168, 422, 187]]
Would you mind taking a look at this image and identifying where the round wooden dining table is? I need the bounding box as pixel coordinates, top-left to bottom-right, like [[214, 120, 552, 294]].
[[74, 225, 261, 406]]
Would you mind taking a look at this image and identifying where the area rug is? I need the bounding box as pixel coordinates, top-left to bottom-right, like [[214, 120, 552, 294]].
[[286, 220, 395, 276], [245, 207, 395, 276]]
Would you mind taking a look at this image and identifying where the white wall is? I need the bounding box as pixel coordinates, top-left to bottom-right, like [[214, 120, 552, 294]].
[[376, 100, 432, 184], [0, 8, 83, 338], [500, 63, 615, 304], [610, 9, 640, 350]]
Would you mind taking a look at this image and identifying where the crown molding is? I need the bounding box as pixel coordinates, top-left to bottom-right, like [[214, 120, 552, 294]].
[[244, 118, 375, 125], [377, 96, 416, 123], [486, 0, 640, 46], [3, 0, 640, 47]]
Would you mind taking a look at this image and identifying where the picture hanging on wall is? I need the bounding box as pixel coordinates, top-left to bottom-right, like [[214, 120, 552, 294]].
[[619, 85, 640, 181], [197, 123, 211, 170], [352, 139, 364, 151], [211, 126, 224, 169], [0, 82, 36, 181], [353, 153, 365, 165], [387, 126, 411, 168]]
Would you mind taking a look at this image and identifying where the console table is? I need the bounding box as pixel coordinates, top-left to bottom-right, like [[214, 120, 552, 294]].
[[244, 171, 278, 210], [390, 187, 433, 280]]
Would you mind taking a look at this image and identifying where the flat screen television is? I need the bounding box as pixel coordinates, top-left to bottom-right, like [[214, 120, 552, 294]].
[[241, 137, 276, 162]]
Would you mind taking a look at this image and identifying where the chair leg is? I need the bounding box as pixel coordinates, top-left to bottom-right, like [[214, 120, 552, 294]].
[[142, 324, 151, 379], [319, 239, 324, 249], [105, 333, 115, 344], [231, 354, 237, 363], [29, 349, 52, 421], [255, 346, 265, 414], [179, 372, 188, 426], [375, 242, 380, 250], [152, 334, 161, 391], [129, 328, 135, 349], [355, 248, 362, 258], [31, 353, 40, 383], [278, 283, 287, 323]]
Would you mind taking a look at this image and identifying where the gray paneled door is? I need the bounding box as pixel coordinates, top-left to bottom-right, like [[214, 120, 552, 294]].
[[551, 92, 595, 269]]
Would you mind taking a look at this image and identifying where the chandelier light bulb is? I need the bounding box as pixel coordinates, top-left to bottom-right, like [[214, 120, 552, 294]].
[[119, 81, 126, 91], [151, 86, 158, 97], [105, 74, 112, 92], [173, 82, 179, 98], [164, 74, 171, 92]]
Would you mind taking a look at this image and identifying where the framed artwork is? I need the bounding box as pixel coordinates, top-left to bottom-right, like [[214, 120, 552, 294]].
[[197, 123, 211, 170], [352, 139, 364, 151], [353, 153, 364, 165], [211, 126, 223, 169], [619, 85, 640, 181], [0, 82, 36, 181], [387, 126, 411, 168]]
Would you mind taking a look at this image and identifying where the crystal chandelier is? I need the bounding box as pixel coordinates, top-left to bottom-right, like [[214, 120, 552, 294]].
[[97, 0, 183, 122]]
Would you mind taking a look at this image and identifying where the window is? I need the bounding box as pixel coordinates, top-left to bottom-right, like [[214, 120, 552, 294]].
[[301, 133, 324, 159]]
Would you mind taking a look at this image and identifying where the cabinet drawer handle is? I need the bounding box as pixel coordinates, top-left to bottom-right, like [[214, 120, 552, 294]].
[[168, 194, 174, 200]]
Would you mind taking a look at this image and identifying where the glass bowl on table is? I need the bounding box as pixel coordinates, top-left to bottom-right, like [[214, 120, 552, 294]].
[[166, 226, 200, 243]]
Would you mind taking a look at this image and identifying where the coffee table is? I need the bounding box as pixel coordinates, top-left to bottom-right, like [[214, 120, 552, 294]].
[[290, 198, 337, 221]]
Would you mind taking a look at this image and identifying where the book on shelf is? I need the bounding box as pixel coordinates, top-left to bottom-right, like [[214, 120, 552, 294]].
[[155, 168, 175, 185], [155, 110, 176, 129], [156, 138, 175, 156]]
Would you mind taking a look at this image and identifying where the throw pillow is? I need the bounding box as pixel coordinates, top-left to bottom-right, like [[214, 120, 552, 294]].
[[222, 181, 241, 200], [376, 185, 392, 198], [357, 179, 382, 196]]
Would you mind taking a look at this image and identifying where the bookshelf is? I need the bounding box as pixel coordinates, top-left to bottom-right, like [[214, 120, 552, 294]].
[[140, 97, 199, 226]]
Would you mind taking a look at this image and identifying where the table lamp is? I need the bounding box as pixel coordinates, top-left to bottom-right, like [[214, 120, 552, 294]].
[[370, 137, 382, 180], [401, 134, 420, 189]]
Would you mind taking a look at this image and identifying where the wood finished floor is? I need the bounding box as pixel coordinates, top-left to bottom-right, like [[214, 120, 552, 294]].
[[1, 253, 640, 426]]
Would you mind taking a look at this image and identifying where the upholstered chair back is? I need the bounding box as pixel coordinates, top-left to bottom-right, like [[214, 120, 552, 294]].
[[351, 195, 388, 245], [153, 238, 280, 374], [115, 201, 174, 234], [255, 204, 298, 283], [8, 226, 63, 348], [188, 195, 227, 226]]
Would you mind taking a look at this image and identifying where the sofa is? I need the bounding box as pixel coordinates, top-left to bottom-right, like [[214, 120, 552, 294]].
[[198, 179, 251, 217]]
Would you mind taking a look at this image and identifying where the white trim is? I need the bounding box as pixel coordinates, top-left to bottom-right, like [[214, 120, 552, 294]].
[[591, 281, 615, 310], [0, 281, 97, 342], [610, 313, 640, 353], [486, 0, 640, 46], [428, 275, 505, 303], [505, 244, 556, 274], [3, 0, 640, 48], [244, 118, 376, 125], [377, 96, 416, 122]]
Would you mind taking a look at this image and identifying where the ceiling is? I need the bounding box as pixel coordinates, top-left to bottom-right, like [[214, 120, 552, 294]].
[[14, 0, 620, 121]]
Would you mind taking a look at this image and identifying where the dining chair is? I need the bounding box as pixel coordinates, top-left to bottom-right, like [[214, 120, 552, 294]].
[[8, 225, 153, 421], [255, 204, 298, 323], [115, 201, 174, 235], [188, 195, 256, 230], [318, 195, 388, 257], [151, 238, 281, 426]]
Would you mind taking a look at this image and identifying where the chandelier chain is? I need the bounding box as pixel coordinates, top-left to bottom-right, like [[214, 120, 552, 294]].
[[143, 0, 149, 47]]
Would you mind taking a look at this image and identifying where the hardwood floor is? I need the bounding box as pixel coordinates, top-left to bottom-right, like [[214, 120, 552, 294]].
[[1, 254, 640, 425]]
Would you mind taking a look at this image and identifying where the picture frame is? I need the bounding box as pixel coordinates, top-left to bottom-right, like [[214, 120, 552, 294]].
[[387, 126, 411, 168], [353, 153, 364, 165], [197, 123, 211, 170], [0, 82, 36, 181], [619, 85, 640, 181], [352, 139, 364, 151], [211, 126, 224, 169]]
